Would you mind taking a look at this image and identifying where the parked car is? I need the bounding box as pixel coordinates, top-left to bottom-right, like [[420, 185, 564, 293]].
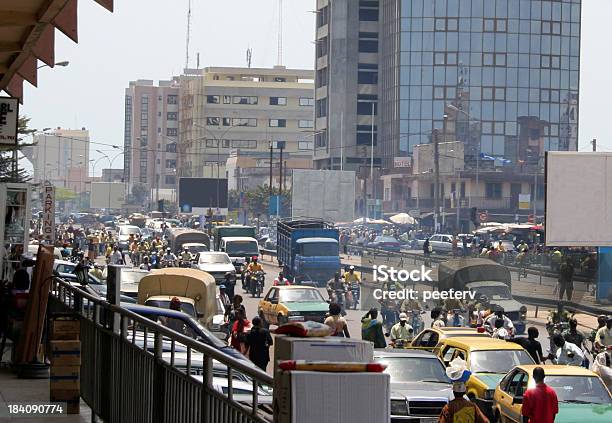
[[374, 350, 452, 421], [258, 286, 329, 326], [122, 303, 245, 362], [493, 365, 612, 423], [192, 252, 236, 284], [367, 236, 402, 252]]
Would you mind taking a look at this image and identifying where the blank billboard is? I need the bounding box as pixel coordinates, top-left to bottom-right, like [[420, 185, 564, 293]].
[[91, 183, 125, 209], [178, 177, 228, 214], [292, 170, 356, 222], [546, 152, 612, 246]]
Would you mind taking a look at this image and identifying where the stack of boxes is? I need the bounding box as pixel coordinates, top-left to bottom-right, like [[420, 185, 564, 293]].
[[49, 317, 81, 415]]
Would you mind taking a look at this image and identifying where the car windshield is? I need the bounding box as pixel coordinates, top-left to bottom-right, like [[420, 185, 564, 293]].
[[199, 254, 231, 264], [279, 289, 325, 303], [225, 241, 259, 256], [470, 350, 534, 374], [186, 244, 208, 254], [471, 285, 512, 300], [120, 227, 140, 235], [300, 242, 338, 257], [145, 300, 197, 318], [120, 270, 148, 284], [544, 376, 612, 405], [375, 356, 449, 384]]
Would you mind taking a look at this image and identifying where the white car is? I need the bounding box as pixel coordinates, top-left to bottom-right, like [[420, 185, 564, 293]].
[[193, 252, 236, 284], [117, 225, 141, 248]]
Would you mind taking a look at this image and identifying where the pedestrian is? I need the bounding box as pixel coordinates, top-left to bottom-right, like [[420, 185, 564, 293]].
[[230, 309, 250, 355], [558, 258, 574, 301], [223, 272, 236, 301], [219, 285, 231, 314], [438, 379, 489, 423], [594, 316, 612, 352], [510, 327, 545, 364], [324, 303, 350, 337], [361, 308, 386, 348], [550, 334, 584, 366], [245, 316, 273, 371], [521, 367, 558, 423]]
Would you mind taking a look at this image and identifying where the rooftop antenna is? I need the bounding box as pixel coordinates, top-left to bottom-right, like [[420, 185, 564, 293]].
[[246, 48, 253, 68], [185, 0, 192, 69], [277, 0, 283, 66], [197, 52, 200, 69]]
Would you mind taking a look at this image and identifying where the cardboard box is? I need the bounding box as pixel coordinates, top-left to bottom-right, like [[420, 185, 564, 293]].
[[274, 371, 390, 423], [50, 388, 80, 402], [50, 340, 81, 366], [51, 319, 80, 340], [49, 366, 80, 391], [273, 336, 374, 375], [66, 400, 80, 415]]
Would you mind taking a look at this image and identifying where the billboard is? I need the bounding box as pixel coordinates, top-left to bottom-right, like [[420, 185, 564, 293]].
[[0, 97, 18, 146], [291, 170, 356, 222], [91, 182, 125, 209], [178, 177, 228, 215], [546, 152, 612, 246]]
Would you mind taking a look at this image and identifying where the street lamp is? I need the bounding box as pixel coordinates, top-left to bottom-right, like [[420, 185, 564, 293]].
[[96, 149, 124, 211]]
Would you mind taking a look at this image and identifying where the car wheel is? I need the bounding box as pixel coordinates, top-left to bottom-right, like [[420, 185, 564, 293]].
[[278, 314, 288, 326]]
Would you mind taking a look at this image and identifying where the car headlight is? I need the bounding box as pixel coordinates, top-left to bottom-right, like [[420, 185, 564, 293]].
[[483, 389, 495, 400], [390, 399, 408, 416]]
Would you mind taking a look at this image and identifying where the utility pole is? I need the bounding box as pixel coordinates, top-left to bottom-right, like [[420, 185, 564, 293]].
[[269, 142, 273, 198], [279, 144, 284, 193], [592, 138, 597, 152], [433, 128, 440, 233]]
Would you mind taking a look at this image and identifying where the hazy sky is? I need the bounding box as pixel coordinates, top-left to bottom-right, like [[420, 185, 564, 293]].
[[17, 0, 612, 174]]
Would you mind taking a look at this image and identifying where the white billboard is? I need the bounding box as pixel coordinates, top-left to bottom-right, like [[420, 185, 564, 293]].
[[291, 170, 356, 222], [546, 152, 612, 246], [91, 182, 125, 209]]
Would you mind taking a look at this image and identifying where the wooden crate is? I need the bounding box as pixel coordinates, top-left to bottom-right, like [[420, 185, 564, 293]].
[[51, 319, 80, 340], [49, 366, 80, 391], [50, 340, 81, 366]]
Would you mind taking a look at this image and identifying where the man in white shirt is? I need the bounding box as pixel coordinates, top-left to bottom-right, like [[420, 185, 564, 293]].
[[552, 334, 584, 366], [484, 309, 514, 333]]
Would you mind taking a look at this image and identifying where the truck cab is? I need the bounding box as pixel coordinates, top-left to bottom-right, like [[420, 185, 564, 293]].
[[219, 236, 260, 273], [293, 238, 340, 285]]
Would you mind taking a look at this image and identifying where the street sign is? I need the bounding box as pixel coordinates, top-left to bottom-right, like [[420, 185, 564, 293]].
[[393, 157, 411, 168], [518, 194, 531, 210], [0, 97, 19, 146], [479, 211, 488, 223], [42, 185, 55, 244]]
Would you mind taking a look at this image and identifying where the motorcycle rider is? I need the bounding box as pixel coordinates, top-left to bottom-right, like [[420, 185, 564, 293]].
[[246, 256, 264, 294], [223, 272, 236, 301], [491, 319, 510, 340], [390, 313, 414, 346], [449, 309, 465, 328], [179, 247, 192, 267], [327, 272, 347, 314], [431, 308, 446, 328], [344, 266, 361, 309], [594, 316, 612, 352], [161, 248, 177, 267], [549, 334, 584, 366], [273, 271, 290, 286], [484, 308, 514, 335]]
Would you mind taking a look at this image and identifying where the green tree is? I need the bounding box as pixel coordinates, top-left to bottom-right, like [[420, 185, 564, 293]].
[[238, 185, 291, 216], [0, 116, 35, 182], [131, 182, 148, 205]]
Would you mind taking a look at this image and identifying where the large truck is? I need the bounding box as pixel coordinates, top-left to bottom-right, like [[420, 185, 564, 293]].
[[277, 218, 340, 286], [212, 225, 258, 274]]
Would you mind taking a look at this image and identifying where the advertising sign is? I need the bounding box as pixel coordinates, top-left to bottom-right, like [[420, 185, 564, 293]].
[[0, 97, 19, 146], [518, 194, 531, 210], [179, 177, 228, 215], [393, 157, 412, 168], [42, 185, 55, 244]]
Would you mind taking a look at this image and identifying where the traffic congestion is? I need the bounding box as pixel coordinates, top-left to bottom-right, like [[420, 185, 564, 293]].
[[13, 210, 611, 422]]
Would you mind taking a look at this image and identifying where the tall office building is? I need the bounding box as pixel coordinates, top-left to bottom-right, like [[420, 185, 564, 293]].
[[25, 128, 90, 194], [178, 66, 315, 179], [123, 79, 180, 201], [313, 0, 381, 171]]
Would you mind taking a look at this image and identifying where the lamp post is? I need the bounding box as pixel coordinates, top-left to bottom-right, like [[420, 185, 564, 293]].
[[96, 149, 124, 211]]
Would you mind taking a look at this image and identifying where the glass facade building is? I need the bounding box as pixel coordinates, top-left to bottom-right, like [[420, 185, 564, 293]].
[[384, 0, 581, 166]]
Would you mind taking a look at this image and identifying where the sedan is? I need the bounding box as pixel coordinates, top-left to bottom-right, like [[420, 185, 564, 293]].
[[258, 286, 329, 326], [368, 236, 402, 252], [193, 252, 236, 284]]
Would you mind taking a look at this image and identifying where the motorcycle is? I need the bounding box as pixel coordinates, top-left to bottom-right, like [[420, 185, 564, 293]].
[[390, 339, 412, 349], [252, 271, 265, 298]]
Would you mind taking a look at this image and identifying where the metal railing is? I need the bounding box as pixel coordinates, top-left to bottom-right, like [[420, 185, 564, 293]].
[[48, 278, 274, 423]]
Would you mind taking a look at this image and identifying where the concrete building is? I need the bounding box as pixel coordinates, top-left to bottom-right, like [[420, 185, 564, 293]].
[[225, 150, 313, 193], [313, 0, 381, 172], [101, 168, 124, 183], [123, 79, 179, 204], [25, 128, 90, 194], [178, 66, 315, 179]]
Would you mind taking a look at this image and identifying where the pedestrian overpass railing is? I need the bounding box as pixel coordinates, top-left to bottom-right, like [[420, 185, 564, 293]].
[[48, 277, 274, 423]]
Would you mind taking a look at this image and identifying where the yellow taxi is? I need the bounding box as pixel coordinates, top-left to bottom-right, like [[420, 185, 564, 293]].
[[410, 326, 490, 356], [493, 365, 612, 423], [436, 337, 534, 419], [257, 286, 329, 326]]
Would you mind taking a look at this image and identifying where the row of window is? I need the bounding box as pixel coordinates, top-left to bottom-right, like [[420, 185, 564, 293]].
[[200, 139, 313, 151], [205, 117, 314, 128], [402, 17, 580, 36], [206, 95, 313, 106]]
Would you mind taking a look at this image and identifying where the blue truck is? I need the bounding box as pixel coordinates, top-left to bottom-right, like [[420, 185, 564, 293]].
[[276, 218, 340, 286]]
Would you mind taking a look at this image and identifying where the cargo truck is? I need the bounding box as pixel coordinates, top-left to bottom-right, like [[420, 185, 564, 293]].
[[212, 225, 258, 274], [276, 218, 340, 286]]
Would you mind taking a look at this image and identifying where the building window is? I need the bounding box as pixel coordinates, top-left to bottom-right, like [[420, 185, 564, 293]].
[[167, 112, 178, 121], [315, 131, 327, 147], [232, 118, 257, 127], [166, 159, 177, 168], [358, 63, 378, 84], [233, 96, 258, 105], [433, 86, 457, 100], [273, 77, 286, 82], [541, 20, 561, 35], [298, 120, 314, 129], [316, 37, 328, 58], [359, 1, 378, 22], [165, 175, 176, 185], [166, 128, 177, 137], [270, 97, 287, 106], [482, 87, 506, 101], [317, 5, 329, 28], [299, 97, 315, 107], [298, 141, 313, 151], [316, 98, 327, 118], [207, 117, 220, 126], [356, 125, 377, 146], [166, 143, 177, 153], [434, 52, 458, 65], [483, 53, 506, 67], [207, 95, 220, 104], [357, 94, 377, 115], [222, 117, 231, 127], [483, 18, 507, 33], [269, 119, 286, 128], [435, 18, 458, 32], [316, 67, 328, 88], [486, 183, 503, 199], [358, 32, 378, 53], [540, 89, 560, 103], [230, 140, 257, 149], [541, 55, 561, 69], [167, 95, 178, 104], [223, 96, 231, 104], [205, 139, 219, 148]]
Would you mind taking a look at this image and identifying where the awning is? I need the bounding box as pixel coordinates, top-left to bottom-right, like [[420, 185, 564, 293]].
[[0, 0, 113, 101]]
